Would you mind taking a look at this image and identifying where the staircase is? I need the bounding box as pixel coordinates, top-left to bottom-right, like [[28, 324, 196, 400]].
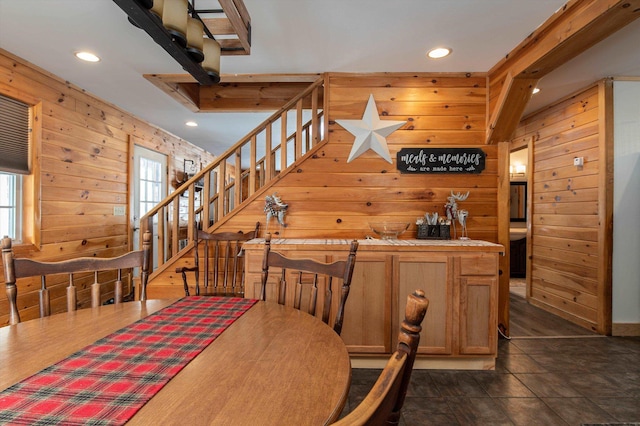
[[140, 75, 327, 279]]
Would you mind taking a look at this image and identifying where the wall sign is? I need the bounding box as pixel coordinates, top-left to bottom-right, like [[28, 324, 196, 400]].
[[397, 148, 486, 174]]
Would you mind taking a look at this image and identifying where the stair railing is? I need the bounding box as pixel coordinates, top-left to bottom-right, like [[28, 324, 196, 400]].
[[140, 75, 327, 277]]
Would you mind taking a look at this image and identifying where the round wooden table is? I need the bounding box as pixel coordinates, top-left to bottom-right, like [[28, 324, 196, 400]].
[[0, 299, 352, 425]]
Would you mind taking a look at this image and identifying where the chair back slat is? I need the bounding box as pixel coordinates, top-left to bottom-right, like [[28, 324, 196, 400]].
[[115, 269, 123, 304], [260, 233, 359, 335], [225, 240, 233, 290], [322, 277, 333, 324], [67, 274, 77, 313], [91, 271, 101, 308], [39, 277, 50, 318], [2, 231, 152, 325], [309, 274, 318, 316], [231, 241, 241, 290]]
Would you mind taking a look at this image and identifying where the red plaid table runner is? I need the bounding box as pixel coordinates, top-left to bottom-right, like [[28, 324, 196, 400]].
[[0, 296, 257, 425]]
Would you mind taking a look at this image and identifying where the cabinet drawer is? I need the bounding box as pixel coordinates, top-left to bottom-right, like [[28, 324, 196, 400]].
[[459, 254, 497, 276]]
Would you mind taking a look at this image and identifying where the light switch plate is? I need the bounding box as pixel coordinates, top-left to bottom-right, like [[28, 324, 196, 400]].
[[113, 206, 126, 216]]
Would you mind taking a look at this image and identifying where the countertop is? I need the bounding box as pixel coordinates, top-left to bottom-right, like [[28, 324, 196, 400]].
[[244, 238, 504, 254]]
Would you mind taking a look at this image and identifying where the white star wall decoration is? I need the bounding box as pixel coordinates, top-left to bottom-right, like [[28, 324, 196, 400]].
[[336, 94, 406, 163]]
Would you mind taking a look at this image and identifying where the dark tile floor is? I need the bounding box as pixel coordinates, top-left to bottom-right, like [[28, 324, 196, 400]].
[[343, 336, 640, 425]]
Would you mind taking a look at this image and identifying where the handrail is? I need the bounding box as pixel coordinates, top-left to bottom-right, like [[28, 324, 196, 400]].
[[140, 75, 327, 278]]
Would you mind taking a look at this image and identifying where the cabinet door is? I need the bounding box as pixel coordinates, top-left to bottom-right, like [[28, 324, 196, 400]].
[[341, 255, 391, 354], [459, 277, 497, 354], [396, 255, 452, 355], [243, 248, 263, 300]]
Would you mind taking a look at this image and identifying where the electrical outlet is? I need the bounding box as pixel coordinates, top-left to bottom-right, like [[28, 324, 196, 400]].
[[113, 206, 126, 216], [573, 157, 584, 166]]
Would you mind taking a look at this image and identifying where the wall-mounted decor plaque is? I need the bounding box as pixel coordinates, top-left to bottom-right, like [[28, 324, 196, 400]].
[[397, 148, 486, 174]]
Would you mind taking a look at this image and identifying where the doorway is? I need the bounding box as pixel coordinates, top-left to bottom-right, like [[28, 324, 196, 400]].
[[507, 148, 597, 338], [508, 148, 528, 300], [131, 145, 167, 270]]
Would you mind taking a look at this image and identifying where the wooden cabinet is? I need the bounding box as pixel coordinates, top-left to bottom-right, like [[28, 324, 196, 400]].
[[457, 254, 498, 355], [243, 239, 503, 369]]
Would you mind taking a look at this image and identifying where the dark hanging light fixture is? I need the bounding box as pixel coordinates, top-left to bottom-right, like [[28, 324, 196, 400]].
[[113, 0, 221, 85]]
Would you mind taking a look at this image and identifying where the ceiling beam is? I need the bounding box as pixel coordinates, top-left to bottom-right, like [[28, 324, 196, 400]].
[[487, 73, 539, 144], [486, 0, 640, 144], [144, 73, 322, 112]]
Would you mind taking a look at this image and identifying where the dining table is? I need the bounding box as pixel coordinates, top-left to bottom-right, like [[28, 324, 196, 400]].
[[0, 297, 352, 425]]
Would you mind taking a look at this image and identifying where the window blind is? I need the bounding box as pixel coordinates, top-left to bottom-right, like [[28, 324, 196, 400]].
[[0, 94, 30, 174]]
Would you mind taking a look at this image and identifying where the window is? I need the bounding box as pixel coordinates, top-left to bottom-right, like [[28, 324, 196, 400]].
[[0, 173, 22, 240], [139, 156, 164, 218], [0, 94, 31, 243]]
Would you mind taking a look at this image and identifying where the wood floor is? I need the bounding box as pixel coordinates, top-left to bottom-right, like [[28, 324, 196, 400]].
[[509, 279, 597, 338]]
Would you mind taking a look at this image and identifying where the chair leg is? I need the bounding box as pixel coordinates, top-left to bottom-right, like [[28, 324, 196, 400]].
[[278, 269, 287, 305]]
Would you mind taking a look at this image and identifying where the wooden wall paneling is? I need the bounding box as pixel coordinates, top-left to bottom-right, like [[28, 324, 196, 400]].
[[148, 73, 501, 295], [328, 73, 487, 87], [331, 101, 486, 118], [331, 128, 486, 145], [33, 236, 130, 261], [0, 48, 215, 325], [511, 95, 600, 148]]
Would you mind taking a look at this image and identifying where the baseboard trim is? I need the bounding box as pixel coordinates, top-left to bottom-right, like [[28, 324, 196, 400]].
[[350, 356, 495, 370], [612, 322, 640, 336]]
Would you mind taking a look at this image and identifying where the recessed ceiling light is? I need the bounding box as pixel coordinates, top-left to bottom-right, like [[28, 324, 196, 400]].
[[185, 121, 198, 127], [532, 87, 540, 94], [74, 51, 100, 62], [427, 47, 451, 59]]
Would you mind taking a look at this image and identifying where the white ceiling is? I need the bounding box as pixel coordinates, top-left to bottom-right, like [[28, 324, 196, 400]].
[[1, 0, 639, 156]]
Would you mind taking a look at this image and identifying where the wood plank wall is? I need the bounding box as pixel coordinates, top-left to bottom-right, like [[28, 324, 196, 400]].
[[150, 72, 502, 297], [0, 48, 215, 325], [511, 81, 613, 334]]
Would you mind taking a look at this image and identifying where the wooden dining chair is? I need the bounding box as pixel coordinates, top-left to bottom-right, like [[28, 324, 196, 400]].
[[260, 233, 359, 335], [2, 231, 152, 326], [176, 222, 259, 297], [333, 289, 429, 426]]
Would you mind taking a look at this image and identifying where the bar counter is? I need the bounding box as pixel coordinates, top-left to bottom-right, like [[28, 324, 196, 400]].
[[243, 238, 504, 370]]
